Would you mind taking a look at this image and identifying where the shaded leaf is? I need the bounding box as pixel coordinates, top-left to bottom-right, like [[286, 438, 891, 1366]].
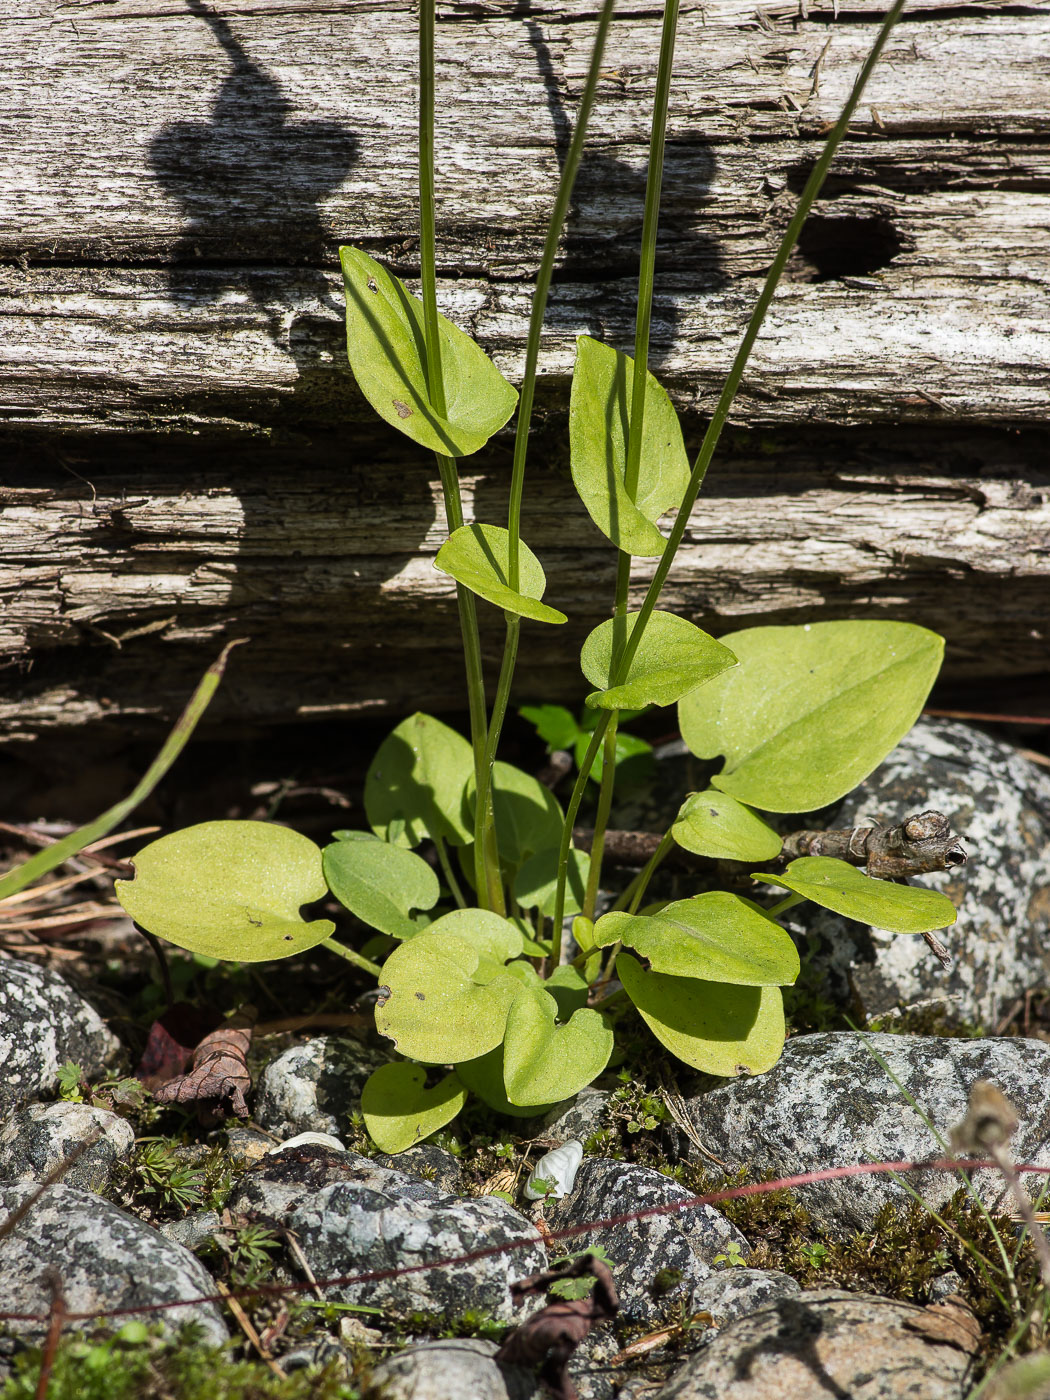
[[678, 620, 944, 812], [115, 822, 334, 962], [365, 712, 474, 848], [752, 855, 958, 933], [594, 892, 799, 986], [360, 1062, 467, 1153], [576, 729, 654, 786], [569, 336, 690, 557], [470, 761, 565, 872], [455, 1045, 564, 1119], [520, 704, 581, 752], [581, 611, 736, 710], [617, 953, 786, 1075], [502, 986, 614, 1107], [341, 246, 517, 456], [435, 524, 567, 625], [323, 834, 439, 939], [513, 847, 590, 918], [672, 791, 782, 862]]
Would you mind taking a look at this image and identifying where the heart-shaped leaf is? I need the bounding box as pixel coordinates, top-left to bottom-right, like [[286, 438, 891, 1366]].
[[455, 1046, 564, 1119], [753, 856, 958, 933], [569, 335, 691, 557], [365, 713, 474, 848], [435, 524, 567, 625], [544, 964, 591, 1020], [374, 910, 523, 1063], [469, 761, 565, 872], [678, 620, 944, 812], [582, 611, 736, 710], [115, 821, 334, 962], [617, 953, 786, 1076], [341, 247, 517, 457], [672, 791, 783, 862], [502, 986, 614, 1107], [513, 847, 590, 918], [323, 835, 439, 940], [360, 1062, 467, 1154], [594, 892, 799, 986]]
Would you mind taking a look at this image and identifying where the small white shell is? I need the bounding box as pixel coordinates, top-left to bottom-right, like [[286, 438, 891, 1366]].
[[269, 1131, 346, 1154], [525, 1139, 584, 1200]]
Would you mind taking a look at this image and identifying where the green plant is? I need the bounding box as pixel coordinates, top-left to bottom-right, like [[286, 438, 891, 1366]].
[[56, 1062, 148, 1114], [2, 2, 956, 1153], [713, 1240, 747, 1269]]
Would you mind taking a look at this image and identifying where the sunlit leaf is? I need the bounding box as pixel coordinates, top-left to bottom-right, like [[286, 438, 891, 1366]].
[[672, 791, 782, 862], [365, 713, 474, 848], [360, 1063, 467, 1154], [594, 892, 799, 986], [520, 704, 581, 752], [323, 835, 439, 939], [617, 953, 786, 1076], [501, 985, 614, 1107], [115, 821, 333, 962], [581, 611, 736, 710], [435, 524, 567, 625], [678, 620, 944, 812], [752, 856, 958, 933], [569, 336, 691, 557], [341, 247, 517, 456]]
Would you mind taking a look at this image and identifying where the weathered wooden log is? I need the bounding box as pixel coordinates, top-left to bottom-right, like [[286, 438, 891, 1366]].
[[1, 0, 1048, 739]]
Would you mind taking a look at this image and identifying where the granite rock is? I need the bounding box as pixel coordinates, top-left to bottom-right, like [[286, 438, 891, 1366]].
[[0, 1183, 227, 1345], [691, 1268, 801, 1328], [373, 1143, 463, 1195], [0, 1101, 133, 1190], [0, 961, 117, 1117], [254, 1035, 390, 1139], [363, 1338, 539, 1400], [683, 1031, 1050, 1232], [650, 1289, 979, 1399]]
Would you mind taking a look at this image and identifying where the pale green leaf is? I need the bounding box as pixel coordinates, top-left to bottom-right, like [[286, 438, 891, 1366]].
[[115, 821, 333, 962], [365, 713, 474, 848], [513, 847, 590, 918], [753, 856, 958, 933], [678, 620, 944, 812], [617, 953, 786, 1076], [435, 524, 567, 625], [569, 336, 691, 557], [672, 791, 783, 862], [455, 1046, 564, 1119], [581, 611, 736, 710], [360, 1063, 467, 1154], [594, 892, 799, 986], [502, 986, 614, 1107], [469, 761, 565, 872], [323, 835, 439, 940], [341, 247, 517, 456]]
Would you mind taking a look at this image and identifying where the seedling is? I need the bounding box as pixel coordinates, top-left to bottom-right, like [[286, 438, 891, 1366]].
[[4, 1, 957, 1155]]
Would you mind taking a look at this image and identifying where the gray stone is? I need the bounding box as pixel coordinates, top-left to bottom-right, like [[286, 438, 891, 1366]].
[[0, 1183, 227, 1345], [158, 1210, 223, 1251], [546, 1159, 748, 1324], [228, 1147, 546, 1322], [364, 1338, 540, 1400], [784, 719, 1050, 1028], [373, 1144, 463, 1195], [690, 1268, 801, 1327], [254, 1035, 390, 1139], [683, 1031, 1050, 1232], [0, 961, 117, 1117], [541, 1088, 616, 1147], [0, 1101, 133, 1190], [650, 1289, 978, 1399]]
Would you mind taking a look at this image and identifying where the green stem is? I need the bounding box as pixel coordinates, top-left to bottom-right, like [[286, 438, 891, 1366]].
[[766, 892, 806, 919], [418, 0, 445, 420], [472, 616, 521, 915], [322, 937, 382, 979], [610, 0, 910, 688], [434, 835, 466, 909], [582, 719, 620, 919], [554, 715, 612, 960], [506, 0, 617, 590], [627, 828, 674, 914]]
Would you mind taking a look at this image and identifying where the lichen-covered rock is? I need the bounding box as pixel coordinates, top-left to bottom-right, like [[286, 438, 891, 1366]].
[[546, 1159, 748, 1324], [784, 719, 1050, 1027], [0, 1102, 133, 1190], [691, 1268, 801, 1328], [651, 1290, 979, 1399], [373, 1143, 463, 1195], [254, 1035, 390, 1138], [0, 961, 117, 1117], [363, 1338, 539, 1400], [683, 1032, 1050, 1232], [540, 1088, 615, 1147], [158, 1210, 223, 1251], [0, 1183, 227, 1345], [229, 1146, 546, 1323]]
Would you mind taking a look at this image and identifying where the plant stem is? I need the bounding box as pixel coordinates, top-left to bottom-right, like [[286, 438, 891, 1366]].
[[506, 0, 617, 590], [322, 937, 382, 979], [434, 836, 466, 909], [554, 714, 612, 959], [610, 0, 910, 688], [766, 892, 806, 918], [418, 0, 499, 907], [627, 828, 675, 914], [581, 0, 680, 915], [473, 615, 521, 915]]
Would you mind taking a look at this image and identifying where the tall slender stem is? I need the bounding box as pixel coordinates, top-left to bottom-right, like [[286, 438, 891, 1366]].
[[472, 616, 520, 914], [555, 713, 612, 960], [506, 0, 617, 590]]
